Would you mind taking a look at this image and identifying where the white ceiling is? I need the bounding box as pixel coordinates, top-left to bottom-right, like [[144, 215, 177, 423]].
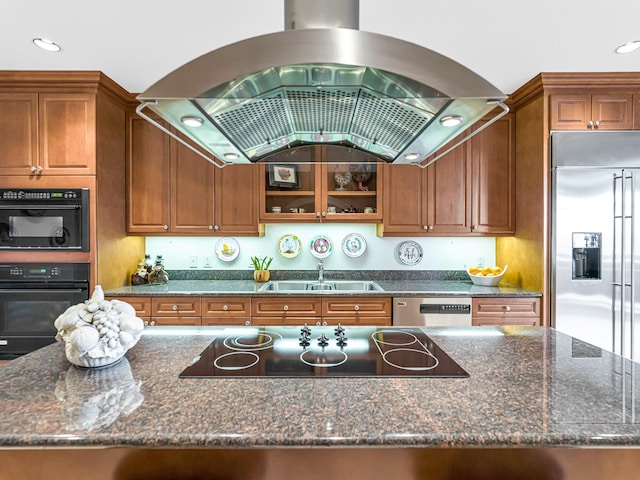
[[4, 0, 640, 96]]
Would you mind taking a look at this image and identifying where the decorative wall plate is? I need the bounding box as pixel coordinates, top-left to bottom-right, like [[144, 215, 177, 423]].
[[309, 234, 333, 259], [341, 233, 367, 258], [215, 237, 240, 262], [277, 233, 302, 258], [395, 240, 423, 266]]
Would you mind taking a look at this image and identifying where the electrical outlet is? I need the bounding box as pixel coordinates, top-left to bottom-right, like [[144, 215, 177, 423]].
[[478, 256, 485, 266], [189, 255, 198, 268], [203, 256, 212, 268]]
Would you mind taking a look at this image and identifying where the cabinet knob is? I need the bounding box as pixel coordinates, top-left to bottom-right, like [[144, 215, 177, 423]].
[[354, 305, 360, 311], [423, 225, 428, 230], [428, 225, 434, 230], [504, 305, 511, 312], [472, 225, 478, 230], [172, 304, 178, 311], [143, 320, 149, 326], [163, 225, 169, 230], [594, 120, 600, 128], [321, 211, 326, 217], [150, 320, 156, 326], [316, 212, 321, 217], [223, 305, 229, 311], [36, 166, 43, 172], [30, 165, 37, 173], [283, 305, 289, 311], [587, 120, 593, 127], [208, 225, 214, 230], [245, 320, 251, 326], [214, 225, 220, 231]]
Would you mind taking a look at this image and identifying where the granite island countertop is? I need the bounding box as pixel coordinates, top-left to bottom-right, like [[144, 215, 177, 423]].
[[2, 325, 640, 479], [0, 326, 636, 449]]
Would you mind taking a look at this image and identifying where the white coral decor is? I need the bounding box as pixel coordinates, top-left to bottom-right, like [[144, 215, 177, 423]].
[[55, 286, 144, 368]]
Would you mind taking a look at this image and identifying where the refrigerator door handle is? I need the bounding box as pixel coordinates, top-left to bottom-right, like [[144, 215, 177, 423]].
[[629, 171, 635, 360]]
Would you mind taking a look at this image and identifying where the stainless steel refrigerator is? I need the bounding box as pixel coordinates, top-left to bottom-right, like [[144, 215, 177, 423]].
[[551, 131, 640, 360]]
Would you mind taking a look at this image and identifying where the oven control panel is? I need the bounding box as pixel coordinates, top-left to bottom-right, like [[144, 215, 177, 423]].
[[0, 189, 82, 201], [0, 263, 89, 282]]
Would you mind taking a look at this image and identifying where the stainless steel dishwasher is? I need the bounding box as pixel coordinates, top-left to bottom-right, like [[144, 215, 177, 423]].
[[392, 297, 472, 326]]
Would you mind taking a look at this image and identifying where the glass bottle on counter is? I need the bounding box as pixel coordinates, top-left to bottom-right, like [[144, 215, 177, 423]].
[[144, 254, 153, 274], [148, 259, 169, 285], [130, 262, 148, 285]]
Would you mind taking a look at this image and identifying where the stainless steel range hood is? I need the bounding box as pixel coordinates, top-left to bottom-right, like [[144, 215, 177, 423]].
[[137, 0, 508, 167]]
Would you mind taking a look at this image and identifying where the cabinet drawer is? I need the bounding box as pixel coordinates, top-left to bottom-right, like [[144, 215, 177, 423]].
[[252, 297, 321, 316], [328, 315, 391, 326], [322, 297, 391, 316], [149, 316, 201, 326], [473, 317, 539, 327], [152, 297, 201, 316], [472, 297, 540, 318], [202, 296, 250, 316], [251, 316, 321, 326], [202, 316, 251, 326], [106, 296, 151, 317]]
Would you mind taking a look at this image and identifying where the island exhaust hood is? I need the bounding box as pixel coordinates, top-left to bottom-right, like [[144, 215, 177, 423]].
[[137, 0, 508, 167]]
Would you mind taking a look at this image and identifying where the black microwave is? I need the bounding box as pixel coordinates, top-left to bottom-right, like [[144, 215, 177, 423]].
[[0, 188, 89, 250]]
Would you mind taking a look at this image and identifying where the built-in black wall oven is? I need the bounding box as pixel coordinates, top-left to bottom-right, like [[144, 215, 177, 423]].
[[0, 263, 90, 359], [0, 188, 89, 250]]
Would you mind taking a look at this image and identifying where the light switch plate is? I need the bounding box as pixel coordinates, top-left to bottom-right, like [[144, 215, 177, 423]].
[[189, 256, 198, 268]]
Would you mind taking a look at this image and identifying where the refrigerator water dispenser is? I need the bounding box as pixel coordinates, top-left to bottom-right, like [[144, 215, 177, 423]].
[[572, 232, 601, 279]]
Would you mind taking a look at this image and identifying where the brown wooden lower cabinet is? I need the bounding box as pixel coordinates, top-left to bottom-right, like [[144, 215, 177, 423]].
[[472, 297, 541, 326]]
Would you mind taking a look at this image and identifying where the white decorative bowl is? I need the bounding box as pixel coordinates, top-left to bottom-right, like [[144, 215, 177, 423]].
[[467, 265, 508, 287]]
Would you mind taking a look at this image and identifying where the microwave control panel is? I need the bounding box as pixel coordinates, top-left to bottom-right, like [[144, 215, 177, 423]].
[[0, 189, 82, 201]]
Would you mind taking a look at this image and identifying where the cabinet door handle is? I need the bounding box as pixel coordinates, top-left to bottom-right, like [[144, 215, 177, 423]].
[[283, 305, 289, 311], [223, 305, 229, 311], [163, 225, 169, 230], [172, 304, 178, 311], [354, 305, 360, 311]]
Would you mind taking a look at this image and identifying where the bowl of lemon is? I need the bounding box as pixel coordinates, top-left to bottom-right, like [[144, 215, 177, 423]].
[[466, 265, 508, 287]]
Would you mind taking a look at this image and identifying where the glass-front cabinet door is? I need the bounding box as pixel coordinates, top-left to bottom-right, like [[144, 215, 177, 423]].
[[259, 146, 382, 223]]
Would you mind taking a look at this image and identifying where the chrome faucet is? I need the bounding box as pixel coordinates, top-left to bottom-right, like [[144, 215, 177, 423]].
[[317, 260, 324, 283]]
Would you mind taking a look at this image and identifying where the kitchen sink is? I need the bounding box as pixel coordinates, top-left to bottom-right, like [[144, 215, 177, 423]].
[[258, 280, 384, 292]]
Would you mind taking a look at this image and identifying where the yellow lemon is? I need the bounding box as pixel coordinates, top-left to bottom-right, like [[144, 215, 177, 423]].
[[481, 266, 492, 275], [468, 266, 480, 275], [491, 267, 503, 275]]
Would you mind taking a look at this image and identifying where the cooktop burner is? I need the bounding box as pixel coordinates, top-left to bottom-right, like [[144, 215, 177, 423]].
[[179, 326, 468, 378]]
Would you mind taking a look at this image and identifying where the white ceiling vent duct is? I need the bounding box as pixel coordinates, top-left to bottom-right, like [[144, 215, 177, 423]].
[[137, 0, 508, 167]]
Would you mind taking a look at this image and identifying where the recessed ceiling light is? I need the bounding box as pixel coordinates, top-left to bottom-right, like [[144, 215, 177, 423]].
[[615, 40, 640, 54], [440, 115, 464, 127], [33, 38, 61, 52], [403, 152, 420, 161], [224, 153, 239, 160], [180, 116, 204, 127]]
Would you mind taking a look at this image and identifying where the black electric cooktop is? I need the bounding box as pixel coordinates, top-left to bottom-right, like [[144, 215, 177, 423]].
[[179, 326, 469, 378]]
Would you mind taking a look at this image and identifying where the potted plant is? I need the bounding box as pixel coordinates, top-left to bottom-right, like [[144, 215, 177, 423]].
[[250, 255, 273, 282]]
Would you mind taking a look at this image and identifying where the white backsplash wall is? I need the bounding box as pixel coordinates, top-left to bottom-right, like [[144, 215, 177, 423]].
[[145, 224, 496, 271]]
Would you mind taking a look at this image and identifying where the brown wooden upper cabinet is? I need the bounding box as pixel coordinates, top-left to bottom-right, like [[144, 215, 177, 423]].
[[126, 113, 260, 235], [381, 114, 515, 236], [0, 92, 96, 176], [259, 145, 383, 223], [550, 93, 634, 130]]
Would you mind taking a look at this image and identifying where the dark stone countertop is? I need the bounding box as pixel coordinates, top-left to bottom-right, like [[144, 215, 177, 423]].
[[1, 326, 638, 449], [104, 279, 540, 297]]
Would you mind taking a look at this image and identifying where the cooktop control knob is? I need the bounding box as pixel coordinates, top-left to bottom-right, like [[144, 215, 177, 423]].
[[334, 324, 345, 335], [318, 333, 329, 347], [301, 324, 312, 336], [336, 332, 348, 347], [299, 335, 311, 347]]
